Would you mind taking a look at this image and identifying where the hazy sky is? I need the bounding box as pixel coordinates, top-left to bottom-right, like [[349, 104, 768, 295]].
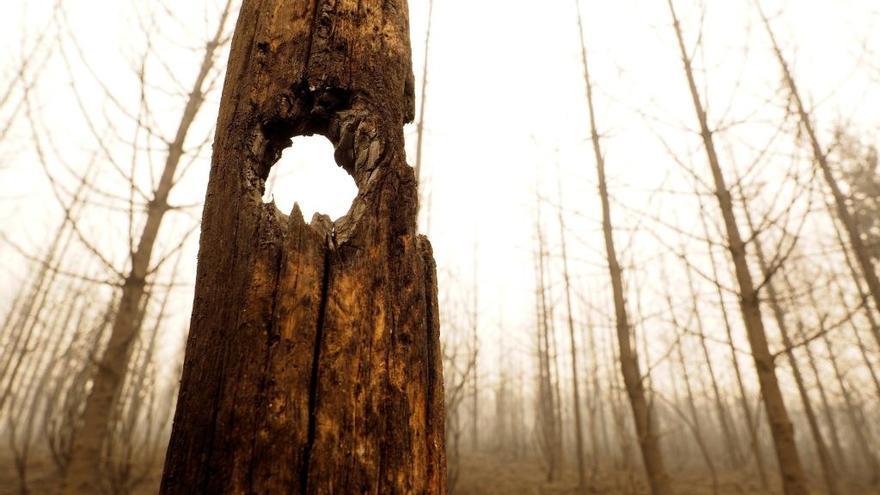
[[1, 0, 878, 376]]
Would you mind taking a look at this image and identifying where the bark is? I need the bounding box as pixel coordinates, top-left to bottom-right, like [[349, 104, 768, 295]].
[[576, 2, 672, 492], [667, 2, 809, 492], [160, 1, 445, 493]]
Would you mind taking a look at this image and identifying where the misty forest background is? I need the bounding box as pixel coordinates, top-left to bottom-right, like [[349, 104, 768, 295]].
[[1, 0, 880, 493]]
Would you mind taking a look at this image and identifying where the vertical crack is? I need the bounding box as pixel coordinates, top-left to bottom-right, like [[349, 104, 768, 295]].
[[245, 214, 286, 490], [299, 240, 333, 494]]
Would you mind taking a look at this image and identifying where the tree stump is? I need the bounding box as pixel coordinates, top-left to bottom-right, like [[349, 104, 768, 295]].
[[160, 1, 446, 493]]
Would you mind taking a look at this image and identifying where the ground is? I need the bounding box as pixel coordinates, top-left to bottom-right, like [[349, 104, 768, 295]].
[[2, 452, 877, 494]]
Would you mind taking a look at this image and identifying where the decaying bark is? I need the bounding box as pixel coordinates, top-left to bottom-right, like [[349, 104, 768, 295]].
[[160, 1, 446, 493]]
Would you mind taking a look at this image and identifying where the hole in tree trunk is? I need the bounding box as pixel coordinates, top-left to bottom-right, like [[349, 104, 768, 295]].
[[263, 135, 357, 221]]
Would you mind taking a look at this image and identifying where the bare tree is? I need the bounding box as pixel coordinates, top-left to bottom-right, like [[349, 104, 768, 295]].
[[555, 167, 588, 490], [62, 3, 235, 492], [413, 0, 434, 228], [666, 1, 809, 492], [755, 1, 880, 324], [575, 2, 673, 492]]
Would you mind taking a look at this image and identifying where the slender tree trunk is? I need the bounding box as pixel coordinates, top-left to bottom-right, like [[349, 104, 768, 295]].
[[682, 252, 742, 469], [800, 326, 847, 472], [667, 2, 808, 492], [755, 1, 880, 321], [535, 209, 560, 481], [576, 2, 673, 493], [470, 249, 479, 452], [820, 325, 880, 483], [161, 1, 446, 492], [584, 312, 607, 475], [413, 0, 432, 211], [607, 332, 636, 475], [556, 171, 588, 489], [696, 198, 770, 488], [666, 290, 719, 493], [786, 272, 848, 474]]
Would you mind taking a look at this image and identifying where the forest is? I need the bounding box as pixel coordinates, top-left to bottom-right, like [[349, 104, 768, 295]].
[[0, 0, 879, 494]]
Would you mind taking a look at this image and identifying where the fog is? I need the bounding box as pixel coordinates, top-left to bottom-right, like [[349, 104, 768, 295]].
[[1, 0, 878, 493]]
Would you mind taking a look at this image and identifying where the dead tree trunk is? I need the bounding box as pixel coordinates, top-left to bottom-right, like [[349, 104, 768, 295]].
[[667, 2, 809, 492], [160, 1, 446, 493]]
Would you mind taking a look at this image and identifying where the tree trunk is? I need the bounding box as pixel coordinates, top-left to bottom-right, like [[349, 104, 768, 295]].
[[789, 272, 848, 474], [667, 2, 809, 492], [470, 250, 480, 452], [160, 1, 445, 493], [742, 200, 840, 495], [696, 197, 770, 488], [820, 325, 880, 483], [413, 0, 433, 221], [534, 208, 561, 481], [682, 252, 742, 470], [665, 289, 719, 493], [576, 3, 672, 492], [556, 170, 588, 490]]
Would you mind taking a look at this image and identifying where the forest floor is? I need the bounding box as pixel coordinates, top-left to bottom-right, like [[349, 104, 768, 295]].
[[0, 453, 160, 495], [453, 452, 750, 494], [2, 452, 877, 494], [453, 453, 878, 495]]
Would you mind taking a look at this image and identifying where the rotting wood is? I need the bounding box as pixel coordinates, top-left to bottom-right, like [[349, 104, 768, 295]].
[[160, 1, 446, 493]]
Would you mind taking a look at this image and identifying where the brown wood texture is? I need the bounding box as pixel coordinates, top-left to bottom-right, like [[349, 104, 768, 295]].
[[160, 1, 446, 493]]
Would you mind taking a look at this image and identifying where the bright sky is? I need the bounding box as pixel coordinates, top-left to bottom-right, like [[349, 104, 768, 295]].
[[1, 0, 878, 386]]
